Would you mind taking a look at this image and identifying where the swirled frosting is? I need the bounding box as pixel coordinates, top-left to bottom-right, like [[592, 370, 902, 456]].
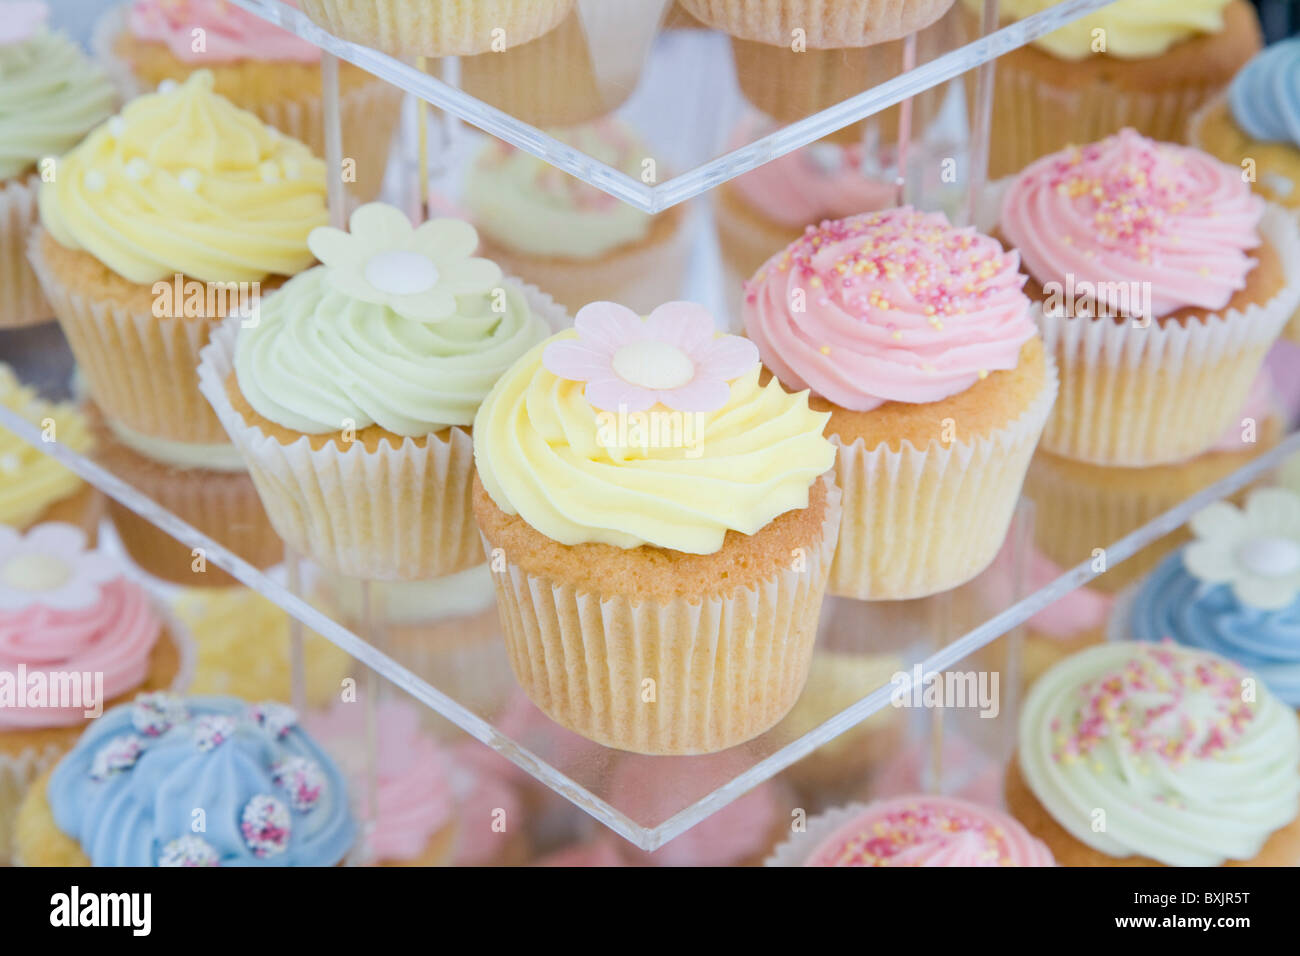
[[306, 701, 454, 864], [235, 267, 552, 436], [128, 0, 321, 64], [473, 311, 835, 554], [48, 695, 356, 866], [0, 365, 93, 528], [39, 70, 327, 284], [0, 575, 161, 730], [1229, 38, 1300, 148], [965, 0, 1233, 61], [1001, 129, 1265, 318], [804, 796, 1054, 866], [0, 27, 115, 180], [743, 207, 1035, 412], [1019, 642, 1300, 866], [463, 120, 654, 259], [1130, 550, 1300, 707], [729, 119, 895, 229]]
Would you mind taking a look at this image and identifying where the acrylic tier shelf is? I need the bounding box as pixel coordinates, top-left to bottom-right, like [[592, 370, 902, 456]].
[[3, 326, 1295, 849], [222, 0, 1123, 211]]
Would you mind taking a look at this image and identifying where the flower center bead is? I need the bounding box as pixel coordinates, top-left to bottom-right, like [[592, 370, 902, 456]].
[[0, 553, 72, 592], [1236, 537, 1300, 578], [611, 341, 696, 390], [364, 251, 440, 297]]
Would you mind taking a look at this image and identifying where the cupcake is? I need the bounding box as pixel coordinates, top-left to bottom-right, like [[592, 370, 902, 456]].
[[1191, 37, 1300, 214], [172, 587, 352, 707], [767, 796, 1055, 866], [1122, 488, 1300, 708], [965, 0, 1262, 179], [299, 0, 575, 57], [677, 0, 956, 47], [31, 70, 328, 446], [447, 740, 531, 866], [306, 701, 459, 866], [715, 117, 895, 326], [0, 2, 116, 329], [1008, 642, 1300, 865], [743, 207, 1056, 600], [96, 0, 402, 202], [0, 524, 187, 863], [461, 122, 690, 316], [472, 300, 840, 754], [1024, 372, 1285, 592], [327, 565, 511, 720], [200, 202, 560, 581], [533, 837, 626, 867], [0, 364, 99, 537], [88, 402, 283, 587], [459, 2, 660, 127], [14, 695, 356, 866], [997, 130, 1300, 467]]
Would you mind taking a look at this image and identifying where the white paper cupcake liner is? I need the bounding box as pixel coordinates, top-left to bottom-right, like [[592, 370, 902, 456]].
[[829, 350, 1059, 601], [0, 175, 51, 329], [1035, 203, 1300, 466], [677, 0, 953, 48], [197, 279, 568, 581], [484, 473, 842, 755]]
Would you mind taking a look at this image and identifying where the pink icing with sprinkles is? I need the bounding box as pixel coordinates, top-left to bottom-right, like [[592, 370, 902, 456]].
[[742, 207, 1035, 412], [1053, 643, 1254, 768], [803, 795, 1054, 867], [1000, 129, 1264, 318]]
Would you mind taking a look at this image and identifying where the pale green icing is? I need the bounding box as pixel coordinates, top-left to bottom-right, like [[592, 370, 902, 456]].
[[1019, 642, 1300, 866], [0, 30, 116, 181], [462, 123, 654, 259], [234, 267, 552, 436]]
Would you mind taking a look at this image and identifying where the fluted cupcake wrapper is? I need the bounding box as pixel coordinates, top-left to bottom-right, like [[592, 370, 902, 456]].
[[0, 176, 51, 329], [93, 5, 402, 203], [981, 49, 1234, 181], [28, 232, 234, 444], [677, 0, 953, 48], [764, 801, 873, 866], [829, 355, 1058, 601], [1034, 204, 1300, 467], [484, 474, 842, 756], [197, 282, 568, 581], [299, 0, 576, 57]]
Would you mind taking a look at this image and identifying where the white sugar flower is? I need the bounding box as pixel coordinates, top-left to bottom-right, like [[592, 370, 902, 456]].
[[1184, 487, 1300, 610], [0, 523, 118, 612]]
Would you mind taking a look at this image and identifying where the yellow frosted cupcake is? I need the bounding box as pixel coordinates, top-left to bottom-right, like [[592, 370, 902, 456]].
[[0, 3, 116, 328], [199, 203, 561, 581], [965, 0, 1262, 179], [473, 300, 840, 755], [461, 121, 690, 316], [30, 71, 327, 446], [299, 0, 575, 57], [96, 0, 401, 201], [743, 208, 1056, 600], [172, 587, 351, 707], [0, 364, 99, 537]]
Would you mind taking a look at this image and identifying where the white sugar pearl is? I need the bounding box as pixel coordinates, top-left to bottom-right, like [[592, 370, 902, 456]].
[[0, 453, 20, 474], [178, 168, 201, 192], [158, 79, 179, 94], [108, 116, 126, 138], [124, 158, 150, 181], [258, 161, 281, 184], [281, 158, 301, 181], [83, 169, 106, 192]]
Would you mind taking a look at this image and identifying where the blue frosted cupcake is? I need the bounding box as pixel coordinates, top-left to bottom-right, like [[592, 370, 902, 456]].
[[1123, 487, 1300, 707], [14, 694, 356, 866]]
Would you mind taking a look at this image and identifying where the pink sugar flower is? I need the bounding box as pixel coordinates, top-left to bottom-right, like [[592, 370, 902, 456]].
[[0, 2, 47, 46], [543, 301, 759, 413]]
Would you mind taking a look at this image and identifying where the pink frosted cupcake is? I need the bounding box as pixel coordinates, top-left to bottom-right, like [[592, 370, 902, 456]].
[[96, 0, 402, 200], [447, 740, 531, 866], [306, 700, 459, 866], [769, 795, 1055, 866], [533, 838, 626, 867], [0, 523, 188, 863]]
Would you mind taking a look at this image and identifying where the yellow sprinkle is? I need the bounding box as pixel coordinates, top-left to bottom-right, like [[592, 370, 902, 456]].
[[977, 369, 989, 380], [820, 345, 831, 355], [892, 331, 903, 341]]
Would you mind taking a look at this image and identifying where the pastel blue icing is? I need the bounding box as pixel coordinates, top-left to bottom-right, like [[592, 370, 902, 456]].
[[1129, 550, 1300, 706], [1229, 38, 1300, 147], [48, 696, 356, 867]]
